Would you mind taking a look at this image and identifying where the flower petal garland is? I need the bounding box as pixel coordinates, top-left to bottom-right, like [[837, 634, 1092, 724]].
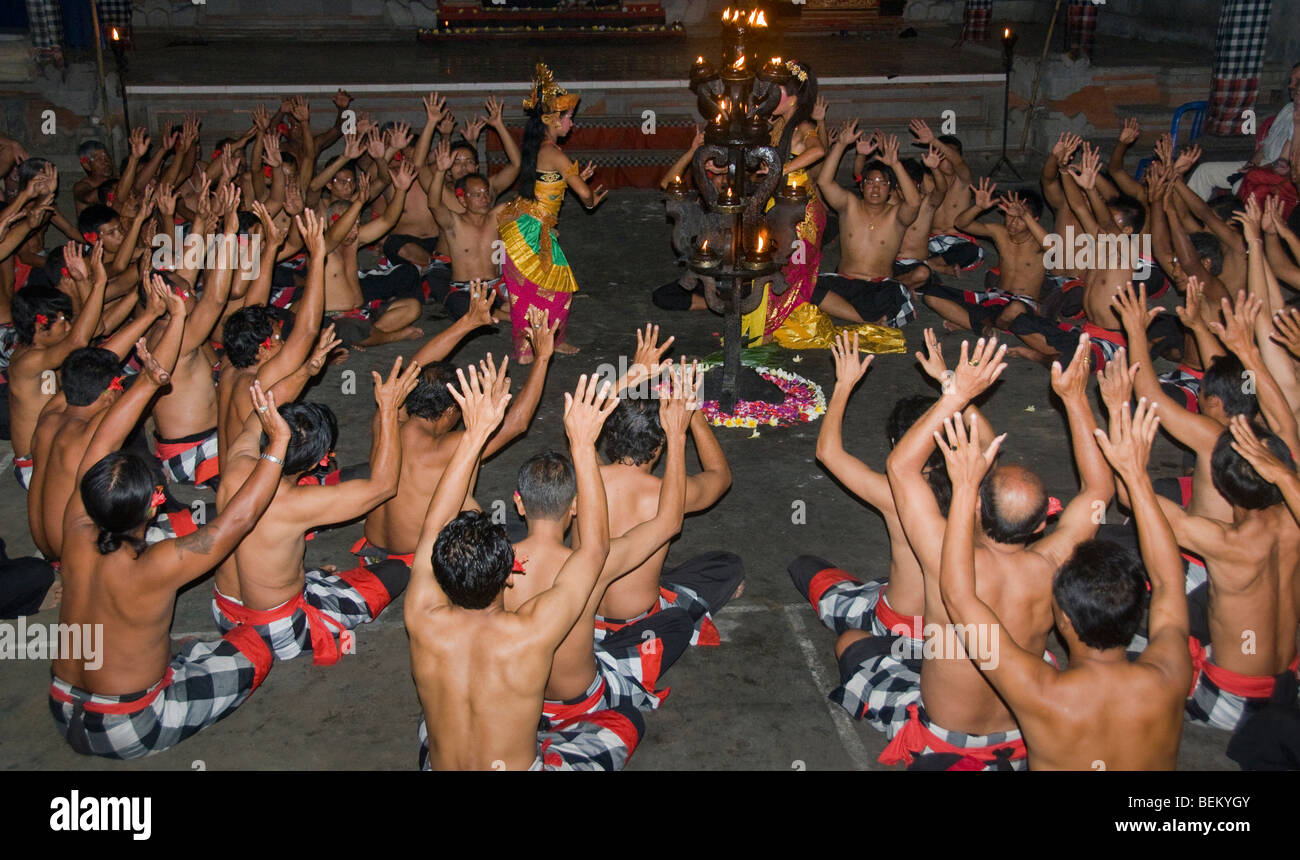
[[697, 365, 826, 430]]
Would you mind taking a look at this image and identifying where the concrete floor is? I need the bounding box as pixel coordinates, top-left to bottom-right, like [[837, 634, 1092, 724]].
[[0, 175, 1243, 770]]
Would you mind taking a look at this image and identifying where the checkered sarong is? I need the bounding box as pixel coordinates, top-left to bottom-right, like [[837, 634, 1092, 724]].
[[880, 702, 1027, 771], [788, 556, 924, 640], [48, 626, 272, 759], [584, 607, 697, 716], [1067, 0, 1099, 57], [1185, 638, 1299, 731], [962, 0, 992, 42], [211, 566, 395, 664], [1159, 366, 1203, 413], [417, 702, 644, 771], [831, 634, 923, 733], [927, 232, 985, 271], [1208, 0, 1273, 135], [155, 427, 221, 488], [144, 507, 200, 545], [25, 0, 61, 50], [0, 323, 17, 372]]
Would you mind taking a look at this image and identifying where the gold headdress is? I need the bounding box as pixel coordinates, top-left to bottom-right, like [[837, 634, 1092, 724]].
[[522, 63, 580, 124], [784, 60, 808, 83]]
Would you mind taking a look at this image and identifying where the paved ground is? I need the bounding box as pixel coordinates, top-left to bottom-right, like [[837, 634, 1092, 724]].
[[0, 157, 1247, 769]]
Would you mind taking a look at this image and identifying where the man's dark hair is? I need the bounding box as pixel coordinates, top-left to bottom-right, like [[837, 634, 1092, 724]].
[[978, 466, 1048, 544], [601, 398, 664, 466], [899, 157, 926, 187], [860, 159, 897, 190], [222, 305, 277, 368], [261, 402, 338, 477], [886, 395, 935, 448], [453, 173, 490, 197], [449, 141, 478, 164], [1015, 188, 1044, 220], [1053, 539, 1147, 650], [77, 204, 119, 238], [938, 134, 963, 155], [77, 140, 107, 162], [62, 347, 121, 407], [1189, 232, 1224, 276], [1210, 426, 1294, 510], [404, 362, 460, 421], [1110, 194, 1145, 233], [433, 510, 515, 609], [1201, 353, 1259, 418], [12, 285, 73, 345], [16, 156, 52, 192], [517, 450, 576, 521], [81, 451, 156, 557]]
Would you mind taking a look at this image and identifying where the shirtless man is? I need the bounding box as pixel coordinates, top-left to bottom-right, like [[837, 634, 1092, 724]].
[[408, 371, 644, 771], [909, 119, 980, 275], [320, 161, 424, 348], [892, 149, 949, 292], [427, 139, 513, 321], [936, 398, 1192, 769], [926, 180, 1053, 338], [72, 130, 159, 214], [8, 246, 108, 489], [593, 328, 742, 648], [216, 210, 328, 456], [50, 353, 285, 759], [28, 276, 178, 560], [506, 367, 695, 724], [212, 357, 421, 664], [873, 336, 1113, 769], [359, 297, 554, 561], [146, 184, 240, 490], [1152, 418, 1300, 731], [815, 122, 921, 328], [365, 95, 444, 271], [788, 329, 960, 661]]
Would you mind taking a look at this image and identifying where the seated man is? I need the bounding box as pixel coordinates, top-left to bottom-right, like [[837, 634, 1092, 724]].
[[814, 123, 920, 328], [923, 182, 1054, 335], [507, 368, 696, 725], [908, 120, 981, 275], [50, 353, 286, 759], [789, 330, 952, 656], [871, 336, 1113, 770], [358, 295, 553, 562], [593, 334, 742, 647], [408, 371, 643, 770], [936, 399, 1192, 769], [211, 358, 421, 664], [890, 151, 948, 293]]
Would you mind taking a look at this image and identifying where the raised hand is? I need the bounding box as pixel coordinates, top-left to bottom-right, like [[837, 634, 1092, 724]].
[[811, 95, 829, 124], [579, 160, 597, 182], [1109, 281, 1158, 338], [563, 373, 618, 450], [922, 143, 944, 170], [1208, 290, 1263, 356], [949, 337, 1008, 401], [659, 361, 694, 440], [523, 305, 559, 361], [971, 177, 998, 210], [364, 128, 386, 162], [935, 411, 1005, 490], [372, 355, 422, 414], [357, 170, 372, 202], [998, 191, 1027, 218], [837, 119, 862, 148], [289, 96, 310, 123], [155, 181, 178, 223], [296, 208, 325, 257], [1097, 346, 1139, 415], [433, 138, 453, 173], [1066, 143, 1101, 189], [462, 281, 494, 329], [1153, 133, 1174, 166], [333, 88, 354, 111], [423, 92, 447, 127], [1262, 194, 1285, 234], [877, 133, 901, 166], [392, 160, 417, 192], [262, 133, 282, 167], [476, 352, 511, 402], [1175, 275, 1209, 331], [1093, 397, 1160, 483], [387, 120, 413, 153], [1118, 118, 1140, 146], [1052, 131, 1083, 164], [484, 94, 505, 127], [1228, 414, 1295, 485], [63, 241, 88, 282], [1050, 333, 1093, 402], [342, 132, 363, 161], [909, 118, 935, 145], [1231, 195, 1264, 243], [306, 325, 342, 374], [130, 127, 150, 159], [251, 104, 271, 133], [135, 338, 172, 388], [448, 364, 510, 440], [461, 115, 487, 143], [915, 327, 948, 384], [283, 170, 304, 216], [1173, 143, 1202, 176], [1271, 306, 1300, 358], [250, 381, 291, 449], [831, 330, 873, 388], [632, 323, 674, 380]]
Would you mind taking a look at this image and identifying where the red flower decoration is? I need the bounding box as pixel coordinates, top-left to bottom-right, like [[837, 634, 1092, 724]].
[[329, 213, 340, 223], [34, 313, 49, 326], [511, 556, 527, 575], [149, 486, 167, 508], [455, 187, 466, 199], [106, 191, 115, 203], [263, 165, 273, 179], [83, 231, 99, 243], [261, 337, 274, 351], [109, 375, 125, 392], [277, 123, 289, 135], [60, 267, 69, 279], [1046, 496, 1063, 517], [212, 148, 222, 160], [394, 151, 404, 162]]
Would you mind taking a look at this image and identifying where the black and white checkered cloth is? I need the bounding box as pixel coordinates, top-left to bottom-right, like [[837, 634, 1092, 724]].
[[831, 634, 922, 733], [961, 0, 992, 43], [1067, 0, 1099, 58], [418, 703, 645, 771], [1208, 0, 1273, 135], [25, 0, 61, 50], [788, 554, 911, 638], [49, 626, 271, 759]]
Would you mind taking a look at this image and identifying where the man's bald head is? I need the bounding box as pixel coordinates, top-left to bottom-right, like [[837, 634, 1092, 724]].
[[978, 464, 1048, 544]]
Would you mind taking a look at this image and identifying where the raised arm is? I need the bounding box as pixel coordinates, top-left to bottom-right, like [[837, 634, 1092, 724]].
[[1230, 415, 1300, 524], [683, 397, 731, 512], [816, 331, 889, 507], [910, 118, 970, 182], [357, 160, 415, 245], [256, 209, 326, 385], [660, 126, 704, 190], [878, 134, 919, 226], [816, 120, 859, 213], [482, 96, 522, 194], [1042, 132, 1081, 213], [953, 178, 1005, 240], [517, 375, 617, 647], [482, 308, 555, 459]]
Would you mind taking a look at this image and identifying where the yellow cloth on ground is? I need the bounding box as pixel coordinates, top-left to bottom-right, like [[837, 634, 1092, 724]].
[[772, 304, 906, 353]]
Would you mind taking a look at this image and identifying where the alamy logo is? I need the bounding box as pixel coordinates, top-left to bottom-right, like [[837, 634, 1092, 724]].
[[50, 790, 151, 840], [151, 229, 261, 280], [1042, 225, 1151, 274], [0, 618, 102, 669]]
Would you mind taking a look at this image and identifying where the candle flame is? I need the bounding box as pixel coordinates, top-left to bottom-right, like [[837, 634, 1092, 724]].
[[756, 234, 765, 253], [110, 27, 120, 41], [747, 9, 756, 25], [674, 175, 680, 183], [756, 10, 767, 27], [696, 56, 704, 64], [734, 55, 745, 70], [715, 113, 723, 124], [702, 240, 709, 251], [1004, 27, 1011, 38], [723, 8, 731, 21]]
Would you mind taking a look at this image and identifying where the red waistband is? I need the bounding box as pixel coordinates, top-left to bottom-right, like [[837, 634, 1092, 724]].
[[50, 667, 176, 716], [1188, 637, 1300, 699], [214, 588, 346, 666], [541, 676, 606, 723], [350, 536, 415, 566], [879, 703, 1027, 767], [875, 594, 924, 640], [1080, 322, 1126, 346]]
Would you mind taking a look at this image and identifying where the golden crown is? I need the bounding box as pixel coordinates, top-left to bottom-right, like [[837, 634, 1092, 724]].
[[522, 63, 580, 118], [784, 60, 807, 82]]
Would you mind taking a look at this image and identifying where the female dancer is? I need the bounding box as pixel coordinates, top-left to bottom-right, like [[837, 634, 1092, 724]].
[[497, 64, 607, 363]]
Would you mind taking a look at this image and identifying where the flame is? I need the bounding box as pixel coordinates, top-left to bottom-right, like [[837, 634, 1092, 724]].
[[747, 9, 756, 25], [110, 27, 120, 41], [701, 240, 709, 252], [715, 113, 723, 124], [723, 8, 731, 21], [771, 56, 781, 66], [755, 234, 766, 253], [756, 10, 767, 27], [1004, 27, 1011, 38], [734, 55, 745, 70], [696, 56, 704, 64], [674, 175, 681, 184]]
